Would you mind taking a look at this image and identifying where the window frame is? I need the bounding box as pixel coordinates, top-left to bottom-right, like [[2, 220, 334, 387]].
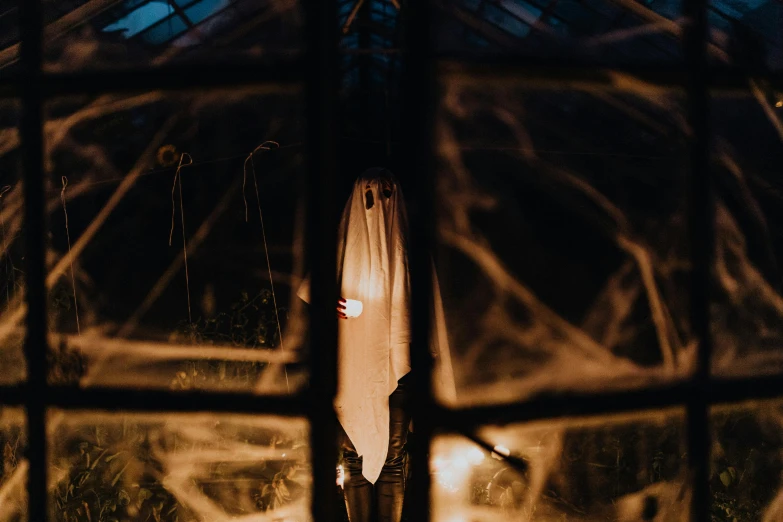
[[0, 0, 780, 521]]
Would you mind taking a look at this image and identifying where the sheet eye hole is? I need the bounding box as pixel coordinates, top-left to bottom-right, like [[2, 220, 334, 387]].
[[365, 189, 374, 209], [382, 187, 393, 198]]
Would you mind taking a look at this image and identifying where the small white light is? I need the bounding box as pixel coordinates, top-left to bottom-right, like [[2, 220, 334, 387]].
[[493, 445, 511, 458], [344, 299, 363, 318], [337, 464, 345, 488]]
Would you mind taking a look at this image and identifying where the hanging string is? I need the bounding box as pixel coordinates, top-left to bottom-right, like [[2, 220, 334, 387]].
[[242, 141, 278, 223], [245, 141, 289, 393], [169, 153, 194, 324], [0, 185, 11, 304], [60, 177, 81, 335]]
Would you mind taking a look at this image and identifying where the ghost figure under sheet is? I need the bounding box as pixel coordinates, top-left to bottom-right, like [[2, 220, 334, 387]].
[[298, 168, 455, 484]]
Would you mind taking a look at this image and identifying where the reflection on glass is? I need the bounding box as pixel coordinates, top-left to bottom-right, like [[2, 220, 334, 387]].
[[432, 409, 687, 521], [0, 4, 20, 78], [43, 89, 307, 393], [436, 80, 691, 406], [708, 1, 783, 70], [48, 411, 310, 522], [436, 0, 683, 63], [42, 0, 303, 72], [711, 401, 783, 521], [0, 407, 26, 521], [711, 92, 783, 377], [0, 99, 24, 385]]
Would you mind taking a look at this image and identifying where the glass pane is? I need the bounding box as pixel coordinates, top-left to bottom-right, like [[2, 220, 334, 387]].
[[709, 1, 783, 71], [48, 410, 309, 521], [435, 78, 692, 406], [0, 99, 24, 385], [42, 0, 302, 72], [44, 88, 308, 394], [436, 0, 683, 64], [711, 90, 783, 377], [431, 409, 688, 521], [711, 400, 783, 521], [0, 407, 26, 521], [0, 1, 19, 78]]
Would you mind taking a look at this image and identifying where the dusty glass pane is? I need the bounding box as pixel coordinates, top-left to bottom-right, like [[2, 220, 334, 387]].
[[42, 0, 302, 72], [0, 1, 19, 78], [48, 410, 309, 521], [711, 400, 783, 521], [710, 91, 783, 377], [0, 407, 26, 521], [0, 98, 24, 385], [43, 88, 307, 394], [435, 78, 692, 406], [431, 409, 688, 521], [436, 0, 683, 63], [708, 1, 783, 71]]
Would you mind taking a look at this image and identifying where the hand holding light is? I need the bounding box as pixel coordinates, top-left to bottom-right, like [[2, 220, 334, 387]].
[[337, 297, 363, 319]]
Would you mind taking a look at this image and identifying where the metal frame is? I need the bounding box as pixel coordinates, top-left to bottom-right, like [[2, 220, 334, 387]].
[[402, 1, 774, 522], [0, 0, 778, 520], [8, 0, 341, 521]]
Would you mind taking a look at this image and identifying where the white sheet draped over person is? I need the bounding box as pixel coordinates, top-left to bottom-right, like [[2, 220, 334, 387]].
[[297, 168, 455, 486]]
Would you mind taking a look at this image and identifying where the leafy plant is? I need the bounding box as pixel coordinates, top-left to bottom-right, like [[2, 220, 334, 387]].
[[168, 289, 287, 391], [49, 288, 302, 522]]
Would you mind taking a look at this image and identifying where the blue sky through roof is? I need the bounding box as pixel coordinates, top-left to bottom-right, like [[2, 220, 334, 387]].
[[103, 0, 229, 40], [103, 1, 173, 37]]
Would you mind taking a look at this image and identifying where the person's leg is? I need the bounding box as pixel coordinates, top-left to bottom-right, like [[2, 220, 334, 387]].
[[341, 429, 373, 522], [376, 375, 411, 522]]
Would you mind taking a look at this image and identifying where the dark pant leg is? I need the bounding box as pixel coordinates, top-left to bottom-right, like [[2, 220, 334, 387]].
[[341, 432, 373, 522], [342, 430, 373, 522], [376, 375, 411, 522]]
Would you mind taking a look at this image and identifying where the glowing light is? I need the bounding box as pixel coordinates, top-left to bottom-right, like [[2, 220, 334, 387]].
[[432, 444, 486, 493], [493, 445, 511, 457], [466, 447, 485, 465], [337, 465, 344, 488], [777, 100, 783, 108], [344, 299, 363, 318]]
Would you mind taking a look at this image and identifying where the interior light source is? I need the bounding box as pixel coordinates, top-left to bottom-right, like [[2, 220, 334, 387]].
[[493, 445, 511, 458], [344, 299, 363, 318]]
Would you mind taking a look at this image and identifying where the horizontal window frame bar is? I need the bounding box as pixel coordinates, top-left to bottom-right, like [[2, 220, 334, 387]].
[[0, 384, 309, 416], [433, 375, 783, 430], [0, 61, 305, 97], [440, 61, 783, 93], [1, 373, 782, 426], [0, 62, 776, 99]]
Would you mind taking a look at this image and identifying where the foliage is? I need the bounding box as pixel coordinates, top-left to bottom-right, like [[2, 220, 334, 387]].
[[47, 281, 88, 386], [174, 289, 286, 348], [49, 289, 302, 522], [709, 410, 779, 522], [52, 425, 183, 522], [168, 289, 288, 390]]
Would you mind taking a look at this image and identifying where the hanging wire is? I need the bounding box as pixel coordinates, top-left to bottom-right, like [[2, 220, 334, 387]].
[[38, 142, 303, 197], [169, 153, 194, 324], [245, 141, 290, 393], [60, 177, 81, 335]]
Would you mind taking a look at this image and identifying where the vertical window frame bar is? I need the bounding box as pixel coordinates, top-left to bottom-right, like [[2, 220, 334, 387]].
[[403, 0, 437, 521], [304, 0, 340, 521], [683, 0, 712, 518]]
